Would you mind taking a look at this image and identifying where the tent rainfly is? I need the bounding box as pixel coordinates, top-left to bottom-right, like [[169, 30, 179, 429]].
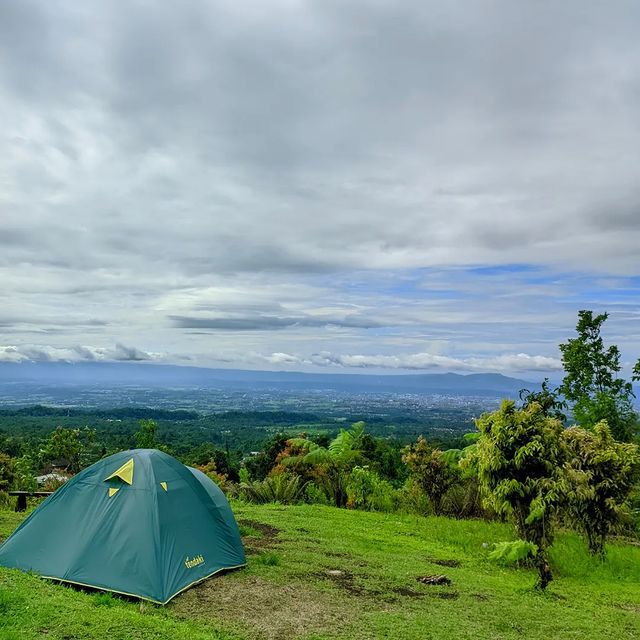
[[0, 449, 246, 604]]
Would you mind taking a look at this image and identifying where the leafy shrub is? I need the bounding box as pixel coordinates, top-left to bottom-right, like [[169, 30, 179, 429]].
[[239, 472, 306, 504], [562, 421, 640, 555], [488, 540, 538, 565], [312, 467, 350, 508], [11, 456, 37, 492], [194, 460, 229, 492], [397, 479, 432, 516], [239, 467, 250, 484], [305, 482, 330, 505], [402, 437, 460, 515], [346, 466, 397, 512]]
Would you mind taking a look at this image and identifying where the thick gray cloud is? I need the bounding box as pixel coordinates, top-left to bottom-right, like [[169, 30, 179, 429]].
[[1, 1, 639, 374], [170, 313, 385, 331], [0, 343, 158, 363]]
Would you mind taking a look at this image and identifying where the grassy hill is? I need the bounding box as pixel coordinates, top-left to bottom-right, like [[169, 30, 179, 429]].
[[1, 502, 639, 640]]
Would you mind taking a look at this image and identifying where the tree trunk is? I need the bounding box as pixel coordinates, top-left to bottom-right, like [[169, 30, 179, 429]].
[[534, 553, 553, 590]]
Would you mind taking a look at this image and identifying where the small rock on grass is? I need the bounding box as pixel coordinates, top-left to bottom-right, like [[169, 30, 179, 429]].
[[416, 574, 451, 586]]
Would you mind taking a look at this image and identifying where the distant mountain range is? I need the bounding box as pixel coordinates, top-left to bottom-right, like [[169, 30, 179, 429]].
[[0, 362, 540, 397]]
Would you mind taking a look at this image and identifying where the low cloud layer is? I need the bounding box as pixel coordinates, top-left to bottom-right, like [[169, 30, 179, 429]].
[[0, 343, 561, 376], [0, 2, 639, 374], [0, 344, 160, 364], [305, 352, 563, 373]]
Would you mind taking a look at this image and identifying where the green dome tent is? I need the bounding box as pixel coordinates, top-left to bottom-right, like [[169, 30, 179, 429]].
[[0, 449, 246, 604]]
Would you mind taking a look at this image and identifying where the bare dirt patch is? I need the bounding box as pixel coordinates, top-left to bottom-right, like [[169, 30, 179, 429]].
[[238, 519, 280, 539], [392, 587, 424, 598], [312, 568, 379, 597], [172, 575, 355, 640], [430, 591, 460, 600], [238, 519, 281, 554], [318, 569, 365, 596]]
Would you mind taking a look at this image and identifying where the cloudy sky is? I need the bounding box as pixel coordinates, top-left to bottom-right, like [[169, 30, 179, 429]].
[[1, 1, 639, 377]]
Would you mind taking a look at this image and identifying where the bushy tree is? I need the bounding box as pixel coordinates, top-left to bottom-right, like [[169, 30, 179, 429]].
[[41, 427, 83, 473], [359, 435, 407, 484], [562, 421, 640, 556], [134, 419, 158, 449], [402, 436, 459, 515], [244, 433, 289, 481], [186, 444, 239, 482], [475, 400, 565, 589], [559, 311, 638, 441], [194, 459, 229, 491]]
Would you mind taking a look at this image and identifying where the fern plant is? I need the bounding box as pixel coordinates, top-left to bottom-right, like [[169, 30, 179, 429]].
[[239, 472, 307, 504]]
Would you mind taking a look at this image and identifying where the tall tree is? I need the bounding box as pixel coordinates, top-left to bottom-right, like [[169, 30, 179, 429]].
[[402, 437, 459, 515], [559, 310, 638, 441], [562, 421, 640, 557], [475, 400, 565, 589]]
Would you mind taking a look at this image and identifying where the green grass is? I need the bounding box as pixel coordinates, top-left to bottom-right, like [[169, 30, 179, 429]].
[[1, 503, 639, 639]]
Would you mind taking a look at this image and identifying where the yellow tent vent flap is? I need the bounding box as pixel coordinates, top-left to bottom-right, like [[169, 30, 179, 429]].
[[160, 482, 167, 492], [108, 487, 119, 498], [104, 458, 134, 485]]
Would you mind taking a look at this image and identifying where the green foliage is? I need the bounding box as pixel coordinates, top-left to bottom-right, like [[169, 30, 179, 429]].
[[244, 433, 290, 481], [402, 436, 460, 515], [304, 481, 331, 505], [519, 378, 567, 421], [559, 310, 638, 441], [134, 419, 158, 449], [562, 421, 640, 556], [36, 425, 102, 472], [275, 422, 371, 507], [475, 400, 565, 588], [0, 453, 15, 492], [488, 540, 538, 565], [328, 421, 366, 460], [11, 455, 37, 491], [440, 475, 485, 519], [40, 427, 84, 473], [253, 551, 281, 566], [239, 472, 307, 504], [346, 466, 397, 512]]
